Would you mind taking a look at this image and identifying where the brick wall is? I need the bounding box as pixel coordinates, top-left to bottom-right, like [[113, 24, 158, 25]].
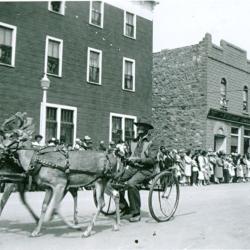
[[205, 34, 250, 152], [0, 2, 153, 145], [206, 35, 250, 115]]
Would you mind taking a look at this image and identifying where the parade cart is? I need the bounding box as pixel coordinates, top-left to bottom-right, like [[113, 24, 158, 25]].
[[93, 165, 180, 222]]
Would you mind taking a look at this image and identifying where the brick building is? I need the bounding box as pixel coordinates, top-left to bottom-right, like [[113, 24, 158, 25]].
[[0, 1, 156, 146], [153, 33, 250, 154]]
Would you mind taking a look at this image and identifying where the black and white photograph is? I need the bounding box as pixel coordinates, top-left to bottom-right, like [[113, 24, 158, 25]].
[[1, 0, 250, 249]]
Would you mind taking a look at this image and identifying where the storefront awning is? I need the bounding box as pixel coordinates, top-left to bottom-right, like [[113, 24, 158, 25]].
[[207, 108, 250, 126]]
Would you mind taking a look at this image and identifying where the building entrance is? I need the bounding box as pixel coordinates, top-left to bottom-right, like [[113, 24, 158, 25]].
[[214, 135, 226, 152]]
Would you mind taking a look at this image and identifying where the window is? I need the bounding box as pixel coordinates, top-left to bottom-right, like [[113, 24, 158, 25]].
[[89, 1, 104, 28], [244, 129, 250, 154], [0, 22, 16, 67], [243, 86, 248, 112], [45, 104, 77, 145], [124, 11, 136, 39], [231, 127, 239, 153], [48, 1, 65, 15], [87, 47, 102, 84], [123, 57, 135, 91], [220, 78, 228, 110], [45, 36, 63, 77], [110, 113, 137, 144], [231, 127, 239, 134], [46, 107, 57, 141]]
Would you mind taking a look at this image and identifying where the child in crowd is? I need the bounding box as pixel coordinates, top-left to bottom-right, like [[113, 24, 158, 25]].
[[228, 156, 235, 183], [197, 151, 206, 186], [244, 153, 250, 182], [237, 157, 245, 183], [191, 152, 199, 186], [184, 150, 192, 186]]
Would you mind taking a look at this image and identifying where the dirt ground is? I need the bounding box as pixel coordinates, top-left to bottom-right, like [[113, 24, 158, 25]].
[[1, 182, 250, 250]]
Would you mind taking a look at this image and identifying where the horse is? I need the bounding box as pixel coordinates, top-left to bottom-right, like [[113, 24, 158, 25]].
[[0, 112, 121, 237], [0, 113, 80, 228], [0, 140, 79, 226], [4, 139, 120, 237]]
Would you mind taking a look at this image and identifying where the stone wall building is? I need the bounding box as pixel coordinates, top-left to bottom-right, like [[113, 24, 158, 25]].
[[153, 33, 250, 154], [0, 1, 156, 146]]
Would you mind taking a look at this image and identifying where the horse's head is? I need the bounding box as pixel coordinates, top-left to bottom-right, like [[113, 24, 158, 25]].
[[0, 112, 34, 152], [105, 152, 120, 175], [0, 113, 35, 171]]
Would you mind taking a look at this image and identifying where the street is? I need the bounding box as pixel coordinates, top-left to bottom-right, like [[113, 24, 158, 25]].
[[0, 183, 250, 250]]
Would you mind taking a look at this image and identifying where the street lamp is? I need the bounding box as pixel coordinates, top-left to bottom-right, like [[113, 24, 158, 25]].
[[40, 74, 50, 144], [40, 73, 50, 103]]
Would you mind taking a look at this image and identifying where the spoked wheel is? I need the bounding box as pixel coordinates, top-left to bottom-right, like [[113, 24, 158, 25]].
[[93, 188, 116, 216], [148, 170, 180, 222]]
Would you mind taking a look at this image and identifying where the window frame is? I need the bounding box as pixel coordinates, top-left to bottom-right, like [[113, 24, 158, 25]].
[[122, 57, 135, 92], [243, 128, 250, 154], [123, 11, 136, 39], [87, 47, 102, 85], [0, 22, 17, 67], [219, 78, 228, 110], [230, 126, 240, 153], [89, 1, 104, 28], [48, 1, 65, 15], [243, 86, 248, 113], [109, 112, 137, 143], [40, 102, 77, 146], [44, 35, 63, 77]]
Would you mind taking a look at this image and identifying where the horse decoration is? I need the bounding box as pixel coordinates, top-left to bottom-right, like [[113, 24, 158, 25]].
[[0, 112, 121, 237], [0, 113, 39, 221]]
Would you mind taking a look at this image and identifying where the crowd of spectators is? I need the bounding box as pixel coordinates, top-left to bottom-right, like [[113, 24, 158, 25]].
[[157, 146, 250, 186]]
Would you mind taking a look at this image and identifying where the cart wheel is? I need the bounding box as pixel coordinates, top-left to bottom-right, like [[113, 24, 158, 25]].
[[148, 170, 180, 222], [93, 188, 116, 216]]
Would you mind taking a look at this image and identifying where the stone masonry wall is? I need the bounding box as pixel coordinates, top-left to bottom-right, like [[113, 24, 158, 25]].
[[152, 36, 209, 150]]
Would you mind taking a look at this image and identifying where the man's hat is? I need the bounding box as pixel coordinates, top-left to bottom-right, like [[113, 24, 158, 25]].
[[218, 150, 226, 156], [178, 149, 186, 153], [109, 140, 115, 145], [48, 137, 56, 143], [84, 135, 92, 141], [35, 134, 43, 140], [134, 118, 154, 130]]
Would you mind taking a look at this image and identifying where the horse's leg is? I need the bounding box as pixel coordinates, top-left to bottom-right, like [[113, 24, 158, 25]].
[[82, 180, 105, 238], [18, 183, 39, 223], [45, 184, 66, 222], [105, 182, 120, 231], [31, 188, 52, 237], [69, 188, 78, 225], [0, 183, 16, 216], [45, 186, 82, 230], [112, 189, 120, 231]]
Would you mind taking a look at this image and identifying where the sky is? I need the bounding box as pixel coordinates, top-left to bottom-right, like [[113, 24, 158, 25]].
[[153, 0, 250, 55]]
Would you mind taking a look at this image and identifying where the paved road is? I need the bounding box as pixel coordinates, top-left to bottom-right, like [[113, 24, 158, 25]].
[[1, 183, 250, 250]]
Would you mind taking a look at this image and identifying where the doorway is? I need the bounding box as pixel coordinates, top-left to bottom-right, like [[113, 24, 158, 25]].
[[214, 135, 226, 152]]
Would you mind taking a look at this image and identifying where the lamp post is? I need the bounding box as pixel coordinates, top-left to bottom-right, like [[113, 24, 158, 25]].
[[40, 74, 50, 145]]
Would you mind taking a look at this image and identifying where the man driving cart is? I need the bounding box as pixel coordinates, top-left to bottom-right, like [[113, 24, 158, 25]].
[[119, 118, 159, 222]]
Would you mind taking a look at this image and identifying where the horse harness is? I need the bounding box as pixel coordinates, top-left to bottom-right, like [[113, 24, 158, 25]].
[[29, 147, 114, 179]]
